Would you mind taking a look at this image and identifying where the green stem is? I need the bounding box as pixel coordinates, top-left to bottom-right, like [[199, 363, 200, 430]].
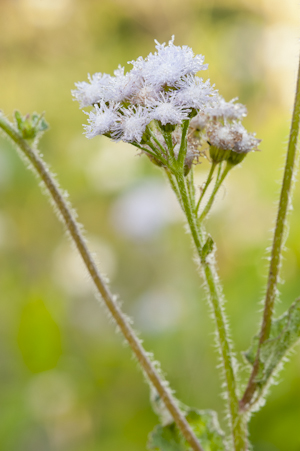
[[199, 162, 232, 222], [174, 171, 248, 450], [195, 162, 217, 214], [132, 143, 167, 166], [187, 167, 196, 211], [146, 126, 173, 161], [164, 168, 183, 210], [162, 129, 175, 159], [177, 119, 190, 168], [240, 51, 300, 411], [0, 114, 204, 451]]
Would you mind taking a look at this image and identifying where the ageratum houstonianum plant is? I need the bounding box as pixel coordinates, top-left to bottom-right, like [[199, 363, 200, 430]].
[[0, 36, 300, 451]]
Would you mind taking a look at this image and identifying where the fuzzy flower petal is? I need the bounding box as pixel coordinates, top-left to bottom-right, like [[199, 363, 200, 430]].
[[84, 102, 120, 138], [190, 112, 209, 131], [207, 122, 261, 153], [173, 75, 216, 109], [72, 73, 112, 108], [130, 80, 162, 106], [111, 105, 152, 143], [149, 92, 190, 125], [129, 36, 207, 89], [205, 95, 247, 120], [106, 66, 139, 103]]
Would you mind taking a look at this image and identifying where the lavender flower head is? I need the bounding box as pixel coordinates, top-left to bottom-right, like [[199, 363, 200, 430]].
[[73, 36, 260, 171]]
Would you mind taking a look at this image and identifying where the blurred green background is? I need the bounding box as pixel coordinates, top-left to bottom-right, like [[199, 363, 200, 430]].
[[0, 0, 300, 450]]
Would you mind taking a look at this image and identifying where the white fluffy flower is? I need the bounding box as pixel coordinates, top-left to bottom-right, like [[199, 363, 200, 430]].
[[111, 105, 152, 143], [130, 80, 161, 106], [190, 112, 209, 130], [205, 96, 247, 120], [129, 36, 207, 89], [173, 75, 216, 109], [106, 66, 138, 103], [207, 122, 261, 153], [149, 92, 190, 125], [72, 73, 111, 108], [84, 102, 120, 138]]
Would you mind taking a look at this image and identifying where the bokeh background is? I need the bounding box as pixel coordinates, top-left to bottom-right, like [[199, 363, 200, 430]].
[[0, 0, 300, 450]]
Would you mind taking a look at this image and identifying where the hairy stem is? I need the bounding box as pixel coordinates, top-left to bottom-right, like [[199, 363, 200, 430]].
[[174, 171, 248, 450], [177, 119, 190, 168], [0, 114, 204, 451], [132, 142, 167, 166], [240, 52, 300, 411], [199, 162, 232, 223], [195, 162, 217, 214]]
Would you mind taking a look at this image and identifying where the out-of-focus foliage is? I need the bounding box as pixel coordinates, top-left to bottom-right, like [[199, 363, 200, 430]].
[[245, 298, 300, 395], [148, 408, 226, 451], [0, 1, 300, 450]]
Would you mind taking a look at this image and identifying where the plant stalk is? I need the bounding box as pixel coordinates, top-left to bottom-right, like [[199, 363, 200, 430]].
[[174, 171, 248, 450], [199, 162, 232, 222], [0, 114, 204, 451], [195, 161, 217, 214], [240, 52, 300, 411]]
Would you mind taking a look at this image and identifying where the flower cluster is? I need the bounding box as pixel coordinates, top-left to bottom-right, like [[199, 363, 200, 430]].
[[73, 36, 260, 170], [190, 94, 260, 163]]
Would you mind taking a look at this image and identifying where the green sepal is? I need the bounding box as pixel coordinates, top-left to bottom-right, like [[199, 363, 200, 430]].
[[159, 123, 177, 133], [184, 164, 191, 176], [148, 408, 226, 451], [14, 111, 49, 141], [188, 108, 198, 119], [227, 151, 247, 166], [147, 154, 165, 167], [209, 145, 231, 164], [244, 298, 300, 388]]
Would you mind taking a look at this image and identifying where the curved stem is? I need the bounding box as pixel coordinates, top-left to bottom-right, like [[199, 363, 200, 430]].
[[240, 52, 300, 411], [195, 162, 217, 214], [199, 162, 232, 223], [174, 171, 248, 450], [0, 114, 204, 451]]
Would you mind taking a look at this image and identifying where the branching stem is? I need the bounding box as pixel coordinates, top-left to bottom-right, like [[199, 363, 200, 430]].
[[0, 114, 204, 451], [174, 171, 248, 450]]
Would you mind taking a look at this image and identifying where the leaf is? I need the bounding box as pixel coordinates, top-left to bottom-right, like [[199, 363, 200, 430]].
[[14, 110, 49, 141], [201, 235, 214, 262], [148, 408, 226, 451], [244, 298, 300, 387]]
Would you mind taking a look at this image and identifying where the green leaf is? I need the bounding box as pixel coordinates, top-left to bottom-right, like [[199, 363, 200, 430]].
[[148, 408, 226, 451], [201, 235, 214, 262], [14, 110, 49, 141], [244, 298, 300, 387]]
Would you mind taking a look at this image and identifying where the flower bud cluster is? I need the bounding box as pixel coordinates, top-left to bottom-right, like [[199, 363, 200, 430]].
[[190, 94, 261, 164], [73, 37, 260, 170]]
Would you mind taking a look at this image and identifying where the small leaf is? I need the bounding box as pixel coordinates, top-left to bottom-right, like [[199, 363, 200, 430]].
[[244, 298, 300, 387], [148, 408, 226, 451], [201, 235, 214, 262], [14, 110, 49, 141]]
